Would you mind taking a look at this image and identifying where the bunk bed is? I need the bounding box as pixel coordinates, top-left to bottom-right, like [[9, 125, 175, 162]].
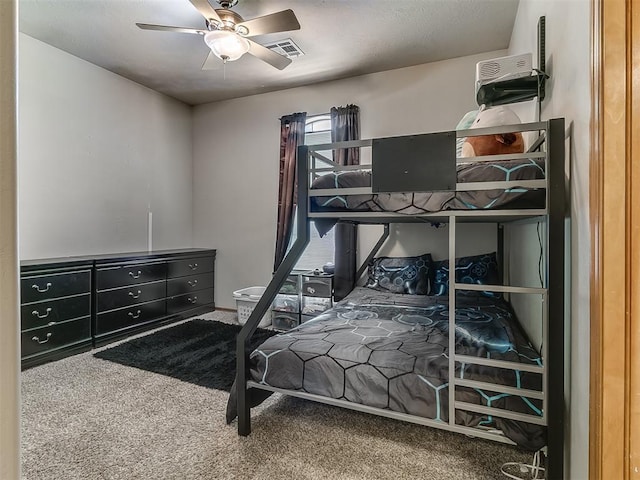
[[230, 118, 565, 478]]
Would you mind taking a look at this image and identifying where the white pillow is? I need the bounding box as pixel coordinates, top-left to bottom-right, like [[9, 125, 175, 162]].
[[455, 110, 479, 158]]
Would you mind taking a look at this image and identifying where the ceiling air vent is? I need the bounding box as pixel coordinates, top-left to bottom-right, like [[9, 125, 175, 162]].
[[264, 38, 304, 59]]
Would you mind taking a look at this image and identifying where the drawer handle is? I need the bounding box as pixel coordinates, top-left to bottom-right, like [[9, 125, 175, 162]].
[[31, 282, 52, 293], [188, 263, 198, 270], [128, 270, 142, 279], [187, 280, 198, 287], [128, 290, 142, 299], [31, 307, 52, 319], [128, 310, 142, 319], [188, 296, 198, 304], [32, 333, 52, 344]]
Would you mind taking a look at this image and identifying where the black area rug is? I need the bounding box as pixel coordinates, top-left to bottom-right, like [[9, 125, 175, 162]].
[[93, 319, 278, 392]]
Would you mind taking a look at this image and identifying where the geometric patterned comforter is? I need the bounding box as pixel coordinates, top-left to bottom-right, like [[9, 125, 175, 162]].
[[311, 158, 545, 214], [242, 288, 546, 451]]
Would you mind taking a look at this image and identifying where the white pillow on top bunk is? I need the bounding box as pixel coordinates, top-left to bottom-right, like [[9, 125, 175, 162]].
[[455, 109, 480, 158], [460, 105, 525, 158]]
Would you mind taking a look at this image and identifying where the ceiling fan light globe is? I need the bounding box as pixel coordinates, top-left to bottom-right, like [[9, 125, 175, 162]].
[[204, 30, 249, 61]]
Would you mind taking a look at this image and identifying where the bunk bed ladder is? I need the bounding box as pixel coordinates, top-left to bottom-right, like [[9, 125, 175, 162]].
[[236, 145, 311, 436], [445, 118, 565, 477], [448, 216, 456, 427]]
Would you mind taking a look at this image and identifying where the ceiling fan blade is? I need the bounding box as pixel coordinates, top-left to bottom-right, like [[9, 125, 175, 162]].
[[237, 9, 300, 37], [136, 23, 207, 35], [188, 0, 222, 24], [247, 39, 292, 70], [201, 51, 221, 70]]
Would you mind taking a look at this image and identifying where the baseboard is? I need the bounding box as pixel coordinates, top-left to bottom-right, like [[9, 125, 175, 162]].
[[22, 341, 92, 370], [214, 306, 236, 312]]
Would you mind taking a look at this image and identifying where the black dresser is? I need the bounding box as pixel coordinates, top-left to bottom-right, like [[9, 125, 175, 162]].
[[20, 260, 93, 369], [166, 254, 215, 316], [20, 248, 216, 368]]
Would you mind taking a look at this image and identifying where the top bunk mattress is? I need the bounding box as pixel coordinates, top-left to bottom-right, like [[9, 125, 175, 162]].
[[310, 157, 545, 215]]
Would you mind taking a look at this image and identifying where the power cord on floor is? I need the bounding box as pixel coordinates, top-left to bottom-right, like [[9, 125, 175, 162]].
[[501, 449, 545, 479]]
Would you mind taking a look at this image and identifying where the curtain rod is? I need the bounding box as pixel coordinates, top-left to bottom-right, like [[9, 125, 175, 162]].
[[278, 105, 358, 121], [278, 111, 330, 121]]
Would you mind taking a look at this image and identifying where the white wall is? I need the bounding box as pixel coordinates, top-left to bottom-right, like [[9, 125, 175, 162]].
[[504, 221, 546, 351], [192, 50, 507, 309], [509, 2, 591, 478], [19, 34, 193, 260], [372, 223, 497, 261]]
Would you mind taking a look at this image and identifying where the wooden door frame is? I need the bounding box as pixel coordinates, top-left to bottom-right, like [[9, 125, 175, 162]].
[[590, 0, 639, 478], [0, 0, 20, 479]]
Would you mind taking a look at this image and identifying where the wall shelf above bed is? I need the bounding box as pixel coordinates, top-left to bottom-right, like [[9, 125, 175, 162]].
[[476, 16, 547, 108], [476, 71, 547, 107]]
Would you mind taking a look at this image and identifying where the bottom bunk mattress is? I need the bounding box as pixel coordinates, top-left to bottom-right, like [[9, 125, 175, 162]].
[[228, 288, 546, 451]]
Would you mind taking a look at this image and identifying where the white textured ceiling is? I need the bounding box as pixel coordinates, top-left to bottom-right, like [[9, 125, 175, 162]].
[[19, 0, 519, 105]]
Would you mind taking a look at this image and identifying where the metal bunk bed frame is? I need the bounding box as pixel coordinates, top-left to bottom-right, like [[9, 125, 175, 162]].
[[235, 118, 565, 478]]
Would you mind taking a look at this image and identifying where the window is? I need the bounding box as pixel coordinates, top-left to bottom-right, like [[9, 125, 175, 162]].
[[289, 114, 335, 271]]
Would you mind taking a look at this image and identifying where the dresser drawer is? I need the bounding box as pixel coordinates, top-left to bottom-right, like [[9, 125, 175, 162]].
[[22, 317, 91, 359], [273, 294, 299, 313], [95, 299, 166, 336], [21, 270, 91, 304], [166, 273, 214, 297], [272, 311, 299, 331], [167, 256, 214, 278], [279, 274, 299, 295], [167, 288, 214, 315], [21, 293, 91, 331], [301, 296, 332, 315], [301, 275, 333, 298], [97, 280, 166, 312], [96, 262, 166, 290]]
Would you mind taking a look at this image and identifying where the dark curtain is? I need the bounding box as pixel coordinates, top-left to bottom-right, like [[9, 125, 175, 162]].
[[331, 105, 360, 301], [274, 112, 307, 270]]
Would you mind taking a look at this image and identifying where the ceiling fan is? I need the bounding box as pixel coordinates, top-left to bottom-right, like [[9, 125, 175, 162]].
[[136, 0, 301, 70]]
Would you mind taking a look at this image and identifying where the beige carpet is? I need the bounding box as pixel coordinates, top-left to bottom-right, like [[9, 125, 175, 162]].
[[21, 311, 534, 480]]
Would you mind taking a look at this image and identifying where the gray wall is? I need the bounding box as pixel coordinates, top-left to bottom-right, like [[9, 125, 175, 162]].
[[18, 34, 194, 260], [191, 50, 507, 309], [508, 1, 591, 478]]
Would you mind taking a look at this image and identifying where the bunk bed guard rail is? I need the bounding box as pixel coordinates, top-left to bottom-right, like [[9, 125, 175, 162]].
[[307, 121, 549, 223]]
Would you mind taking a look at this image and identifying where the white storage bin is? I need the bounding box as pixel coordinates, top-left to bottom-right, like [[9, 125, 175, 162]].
[[233, 286, 272, 328]]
